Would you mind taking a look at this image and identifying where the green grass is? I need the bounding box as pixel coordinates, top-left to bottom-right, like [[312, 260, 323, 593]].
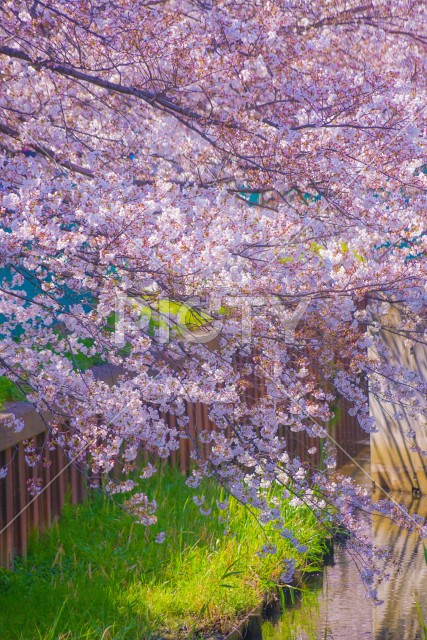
[[0, 375, 27, 407], [416, 602, 427, 640], [0, 466, 327, 639]]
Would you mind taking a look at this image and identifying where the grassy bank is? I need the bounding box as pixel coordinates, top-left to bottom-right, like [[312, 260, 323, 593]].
[[0, 466, 327, 639]]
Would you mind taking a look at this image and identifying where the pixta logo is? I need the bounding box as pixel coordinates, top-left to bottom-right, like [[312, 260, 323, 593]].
[[113, 292, 309, 346]]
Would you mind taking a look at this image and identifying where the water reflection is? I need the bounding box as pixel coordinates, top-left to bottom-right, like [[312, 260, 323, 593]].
[[255, 450, 427, 640], [374, 494, 427, 639], [261, 582, 321, 640]]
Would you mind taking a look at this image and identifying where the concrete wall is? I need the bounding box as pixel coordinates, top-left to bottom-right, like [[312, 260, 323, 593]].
[[370, 305, 427, 493]]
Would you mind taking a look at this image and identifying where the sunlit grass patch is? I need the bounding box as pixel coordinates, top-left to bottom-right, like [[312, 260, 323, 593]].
[[0, 466, 327, 639]]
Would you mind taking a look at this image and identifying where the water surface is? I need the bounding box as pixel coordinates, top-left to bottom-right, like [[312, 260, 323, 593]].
[[257, 448, 427, 639]]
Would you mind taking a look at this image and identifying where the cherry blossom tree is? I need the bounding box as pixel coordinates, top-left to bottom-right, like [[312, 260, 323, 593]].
[[1, 0, 427, 596]]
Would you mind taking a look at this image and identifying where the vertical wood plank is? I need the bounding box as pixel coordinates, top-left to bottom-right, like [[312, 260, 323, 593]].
[[70, 461, 79, 504], [57, 447, 66, 513], [44, 445, 52, 528], [4, 447, 14, 569], [17, 443, 28, 556], [0, 449, 5, 567], [168, 413, 177, 467]]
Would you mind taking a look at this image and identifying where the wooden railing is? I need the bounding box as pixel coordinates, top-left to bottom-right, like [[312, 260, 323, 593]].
[[0, 427, 86, 568], [0, 398, 227, 568], [0, 373, 366, 568]]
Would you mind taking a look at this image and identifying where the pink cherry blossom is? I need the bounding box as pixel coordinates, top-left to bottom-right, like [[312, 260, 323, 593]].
[[1, 0, 427, 597]]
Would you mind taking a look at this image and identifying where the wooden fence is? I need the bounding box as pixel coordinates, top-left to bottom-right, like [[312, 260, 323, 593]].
[[0, 386, 365, 568], [0, 430, 85, 568]]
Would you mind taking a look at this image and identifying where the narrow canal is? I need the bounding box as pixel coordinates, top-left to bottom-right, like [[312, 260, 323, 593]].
[[247, 446, 427, 639]]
